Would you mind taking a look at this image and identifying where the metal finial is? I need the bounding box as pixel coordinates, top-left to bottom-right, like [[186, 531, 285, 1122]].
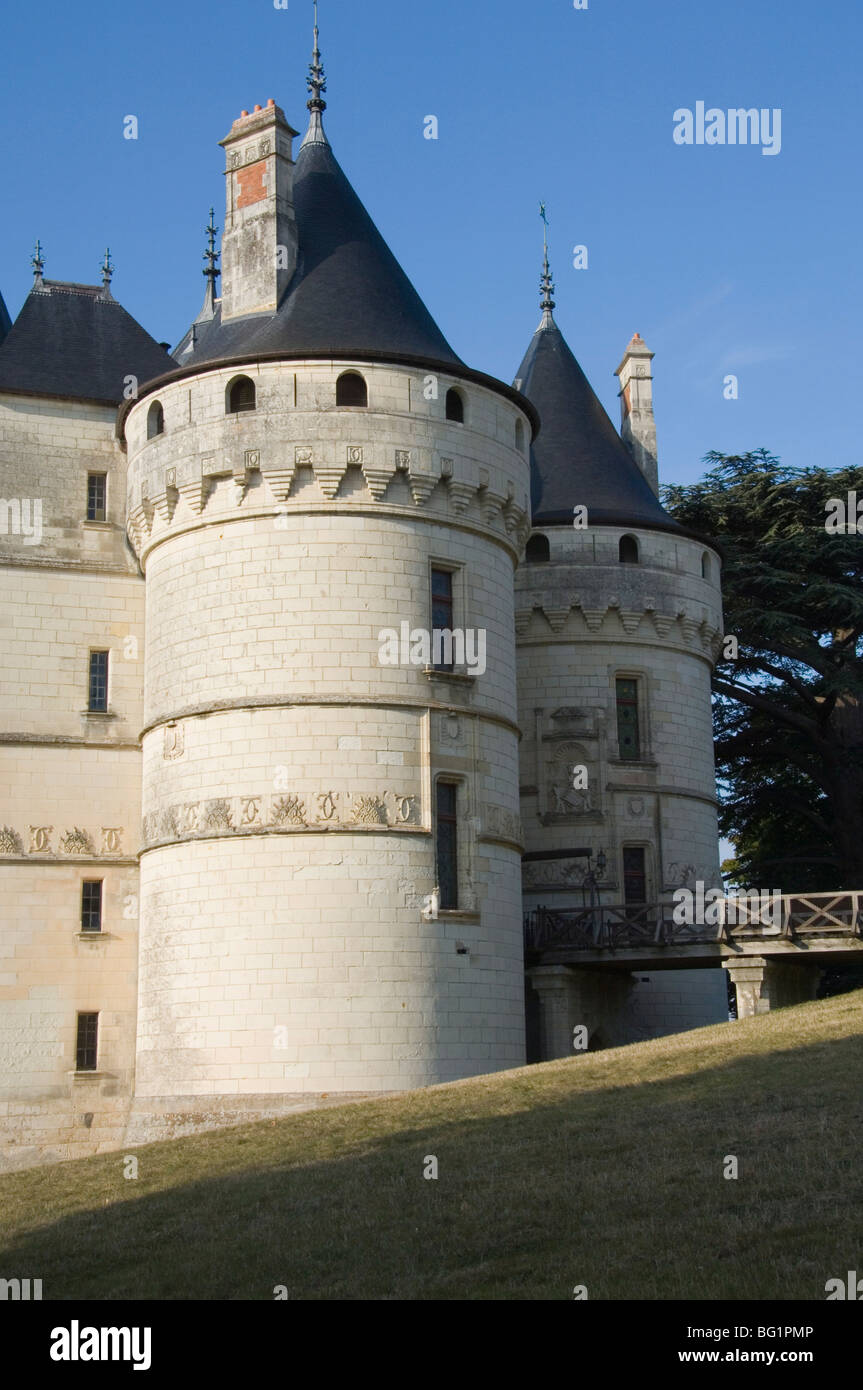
[[101, 247, 114, 291], [203, 208, 220, 288], [539, 203, 555, 319], [31, 239, 45, 284], [307, 0, 327, 112]]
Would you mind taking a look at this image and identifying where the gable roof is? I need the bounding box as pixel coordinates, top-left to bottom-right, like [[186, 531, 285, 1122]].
[[175, 128, 463, 370], [0, 281, 175, 406], [514, 314, 683, 535]]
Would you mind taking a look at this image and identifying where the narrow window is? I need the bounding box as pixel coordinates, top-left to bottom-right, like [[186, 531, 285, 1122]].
[[619, 534, 639, 564], [227, 376, 256, 413], [88, 651, 109, 712], [147, 401, 165, 438], [616, 677, 641, 760], [445, 388, 464, 423], [436, 782, 459, 910], [525, 533, 550, 563], [336, 371, 368, 407], [86, 473, 107, 521], [701, 552, 711, 580], [623, 848, 647, 904], [515, 419, 525, 452], [81, 881, 103, 933], [75, 1012, 99, 1072], [431, 568, 454, 671]]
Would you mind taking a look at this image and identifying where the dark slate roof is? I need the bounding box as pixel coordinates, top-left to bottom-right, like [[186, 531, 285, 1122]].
[[514, 313, 683, 535], [0, 281, 176, 405], [0, 289, 11, 345], [175, 130, 462, 368]]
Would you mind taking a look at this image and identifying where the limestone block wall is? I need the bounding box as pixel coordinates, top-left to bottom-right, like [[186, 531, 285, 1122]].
[[517, 523, 728, 1041], [0, 393, 142, 1166], [124, 359, 532, 1096]]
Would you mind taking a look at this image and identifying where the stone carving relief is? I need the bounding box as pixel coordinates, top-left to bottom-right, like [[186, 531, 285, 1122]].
[[163, 721, 184, 760], [545, 742, 595, 817], [60, 828, 94, 855], [522, 857, 591, 890], [141, 789, 423, 846], [101, 828, 124, 854], [0, 827, 22, 854]]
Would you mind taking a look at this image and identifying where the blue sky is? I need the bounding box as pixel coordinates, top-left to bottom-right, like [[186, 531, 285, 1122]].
[[1, 0, 859, 488]]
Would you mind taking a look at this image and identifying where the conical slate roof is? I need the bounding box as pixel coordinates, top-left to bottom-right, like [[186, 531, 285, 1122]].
[[175, 128, 462, 369], [0, 281, 175, 405], [515, 312, 683, 535], [0, 289, 11, 345]]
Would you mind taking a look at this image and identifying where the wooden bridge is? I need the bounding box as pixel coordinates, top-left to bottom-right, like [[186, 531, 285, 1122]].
[[524, 891, 863, 970], [524, 891, 863, 1039]]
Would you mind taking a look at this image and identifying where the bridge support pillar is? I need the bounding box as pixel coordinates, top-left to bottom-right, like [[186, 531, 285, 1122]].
[[528, 965, 635, 1058], [723, 956, 822, 1018]]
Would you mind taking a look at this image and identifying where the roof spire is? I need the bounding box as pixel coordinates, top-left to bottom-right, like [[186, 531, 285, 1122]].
[[203, 207, 220, 299], [302, 0, 329, 148], [539, 203, 555, 326], [100, 247, 114, 299], [31, 239, 45, 289], [196, 208, 220, 323]]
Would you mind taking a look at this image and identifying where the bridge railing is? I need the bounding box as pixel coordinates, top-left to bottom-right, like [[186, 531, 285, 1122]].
[[524, 892, 863, 954]]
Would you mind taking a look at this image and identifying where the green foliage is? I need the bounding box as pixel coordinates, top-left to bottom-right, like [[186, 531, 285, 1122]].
[[664, 450, 863, 891]]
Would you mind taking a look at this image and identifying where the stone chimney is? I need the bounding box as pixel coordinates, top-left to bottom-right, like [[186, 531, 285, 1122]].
[[615, 333, 659, 496], [218, 100, 299, 321]]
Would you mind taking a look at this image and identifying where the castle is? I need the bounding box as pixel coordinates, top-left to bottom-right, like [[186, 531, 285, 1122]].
[[0, 27, 728, 1167]]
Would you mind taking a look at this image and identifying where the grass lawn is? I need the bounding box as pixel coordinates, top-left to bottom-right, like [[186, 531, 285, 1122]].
[[1, 991, 861, 1300]]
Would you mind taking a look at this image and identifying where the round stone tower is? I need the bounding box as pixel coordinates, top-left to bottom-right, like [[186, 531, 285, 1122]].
[[513, 253, 727, 1054], [122, 46, 534, 1109]]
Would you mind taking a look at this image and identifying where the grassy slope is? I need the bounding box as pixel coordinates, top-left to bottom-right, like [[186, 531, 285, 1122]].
[[1, 992, 862, 1301]]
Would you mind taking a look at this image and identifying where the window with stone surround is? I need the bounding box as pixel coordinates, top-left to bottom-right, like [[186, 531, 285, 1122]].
[[619, 534, 639, 564], [86, 473, 106, 521], [88, 650, 109, 712], [227, 375, 256, 413], [436, 781, 459, 910], [75, 1013, 99, 1072], [525, 533, 550, 563], [623, 846, 648, 904], [615, 677, 641, 760], [81, 881, 103, 933], [336, 371, 368, 407], [431, 567, 455, 671], [147, 401, 165, 438], [445, 387, 465, 423]]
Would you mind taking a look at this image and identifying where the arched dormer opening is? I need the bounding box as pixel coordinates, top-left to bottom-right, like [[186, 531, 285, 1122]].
[[147, 401, 165, 438], [226, 375, 256, 413], [525, 533, 550, 563], [336, 371, 368, 407], [619, 534, 639, 565]]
